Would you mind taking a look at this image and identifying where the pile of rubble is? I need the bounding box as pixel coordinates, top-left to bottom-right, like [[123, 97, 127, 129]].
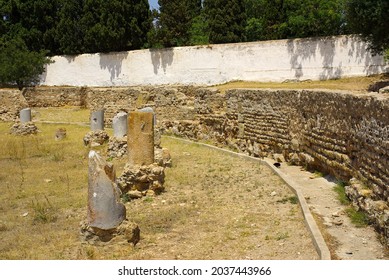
[[10, 122, 39, 136], [83, 130, 109, 147]]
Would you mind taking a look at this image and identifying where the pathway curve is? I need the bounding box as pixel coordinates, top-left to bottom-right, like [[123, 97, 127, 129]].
[[272, 162, 388, 260]]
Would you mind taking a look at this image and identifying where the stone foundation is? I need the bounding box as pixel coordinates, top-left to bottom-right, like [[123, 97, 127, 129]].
[[10, 122, 39, 135], [117, 163, 165, 196], [83, 130, 109, 147], [80, 220, 140, 246], [107, 137, 128, 158]]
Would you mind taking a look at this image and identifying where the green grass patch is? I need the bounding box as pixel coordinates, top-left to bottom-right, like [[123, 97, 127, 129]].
[[333, 181, 350, 205], [276, 195, 298, 204], [333, 181, 370, 228], [345, 207, 370, 228]]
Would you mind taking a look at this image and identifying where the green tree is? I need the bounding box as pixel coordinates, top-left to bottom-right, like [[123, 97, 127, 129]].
[[346, 0, 389, 56], [189, 13, 209, 45], [0, 37, 52, 89], [154, 0, 201, 47], [204, 0, 246, 44], [2, 0, 60, 55], [55, 0, 85, 55], [244, 0, 346, 41], [283, 0, 346, 38], [82, 0, 151, 53]]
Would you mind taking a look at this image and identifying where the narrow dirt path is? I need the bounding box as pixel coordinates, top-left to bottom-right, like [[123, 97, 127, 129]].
[[273, 163, 388, 260]]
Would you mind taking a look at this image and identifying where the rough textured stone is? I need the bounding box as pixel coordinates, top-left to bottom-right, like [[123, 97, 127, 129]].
[[10, 122, 38, 135], [80, 220, 140, 246], [117, 163, 165, 195], [83, 130, 109, 147], [155, 147, 172, 167], [128, 111, 154, 165], [55, 128, 66, 140], [107, 137, 127, 158], [87, 151, 126, 230], [0, 89, 29, 122]]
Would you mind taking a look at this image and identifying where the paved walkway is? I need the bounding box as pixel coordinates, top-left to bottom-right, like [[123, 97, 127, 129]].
[[270, 161, 388, 260]]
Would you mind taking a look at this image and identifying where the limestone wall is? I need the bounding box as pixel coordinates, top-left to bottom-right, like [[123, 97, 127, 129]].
[[23, 87, 87, 107], [40, 35, 388, 87], [85, 86, 197, 126], [0, 89, 28, 121]]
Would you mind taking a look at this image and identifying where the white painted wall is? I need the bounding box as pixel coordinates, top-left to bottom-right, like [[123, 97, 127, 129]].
[[40, 35, 389, 87]]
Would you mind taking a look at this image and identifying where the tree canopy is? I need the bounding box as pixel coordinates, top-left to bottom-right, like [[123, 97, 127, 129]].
[[346, 0, 389, 56], [0, 37, 52, 89], [204, 0, 246, 44], [244, 0, 346, 41], [150, 0, 202, 47]]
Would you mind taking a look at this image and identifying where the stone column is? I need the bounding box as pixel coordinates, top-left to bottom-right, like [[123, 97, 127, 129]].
[[112, 112, 128, 138], [128, 111, 154, 165], [91, 110, 104, 131], [138, 107, 160, 147], [138, 107, 156, 125], [87, 150, 126, 230], [20, 108, 31, 123]]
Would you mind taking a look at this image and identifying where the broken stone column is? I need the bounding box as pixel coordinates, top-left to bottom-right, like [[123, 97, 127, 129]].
[[91, 110, 104, 131], [20, 108, 31, 123], [138, 107, 161, 147], [87, 150, 126, 230], [138, 107, 156, 125], [128, 111, 154, 165], [113, 112, 128, 138]]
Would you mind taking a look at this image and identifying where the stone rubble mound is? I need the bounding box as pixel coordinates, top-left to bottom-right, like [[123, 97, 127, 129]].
[[83, 130, 109, 147], [107, 137, 128, 158], [10, 122, 39, 135], [117, 163, 165, 196]]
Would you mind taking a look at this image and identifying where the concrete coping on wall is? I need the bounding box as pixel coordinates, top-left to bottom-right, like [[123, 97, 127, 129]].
[[165, 136, 331, 260]]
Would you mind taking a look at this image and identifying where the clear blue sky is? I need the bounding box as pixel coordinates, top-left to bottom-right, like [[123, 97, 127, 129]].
[[148, 0, 159, 10]]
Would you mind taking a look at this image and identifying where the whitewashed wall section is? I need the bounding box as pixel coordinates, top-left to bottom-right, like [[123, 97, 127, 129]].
[[40, 35, 389, 87]]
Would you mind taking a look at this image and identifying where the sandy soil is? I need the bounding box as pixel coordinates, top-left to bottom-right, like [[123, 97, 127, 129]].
[[79, 138, 319, 260]]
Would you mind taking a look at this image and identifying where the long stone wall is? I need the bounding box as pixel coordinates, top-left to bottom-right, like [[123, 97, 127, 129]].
[[40, 35, 388, 87]]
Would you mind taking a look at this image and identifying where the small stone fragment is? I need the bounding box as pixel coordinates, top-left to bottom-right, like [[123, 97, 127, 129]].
[[55, 128, 67, 140], [128, 190, 143, 199]]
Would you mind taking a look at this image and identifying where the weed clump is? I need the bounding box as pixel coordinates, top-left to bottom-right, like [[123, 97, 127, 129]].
[[333, 181, 369, 227], [31, 196, 58, 224]]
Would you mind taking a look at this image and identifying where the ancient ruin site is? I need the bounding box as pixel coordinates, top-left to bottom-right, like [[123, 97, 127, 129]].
[[1, 36, 389, 260]]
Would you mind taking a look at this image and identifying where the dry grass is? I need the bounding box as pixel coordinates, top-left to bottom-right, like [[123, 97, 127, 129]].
[[32, 107, 90, 124], [211, 74, 389, 93], [0, 121, 90, 259], [0, 108, 318, 259]]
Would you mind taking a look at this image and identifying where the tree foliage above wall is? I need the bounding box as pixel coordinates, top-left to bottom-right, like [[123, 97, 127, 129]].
[[204, 0, 246, 44], [0, 0, 152, 55], [346, 0, 389, 57]]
